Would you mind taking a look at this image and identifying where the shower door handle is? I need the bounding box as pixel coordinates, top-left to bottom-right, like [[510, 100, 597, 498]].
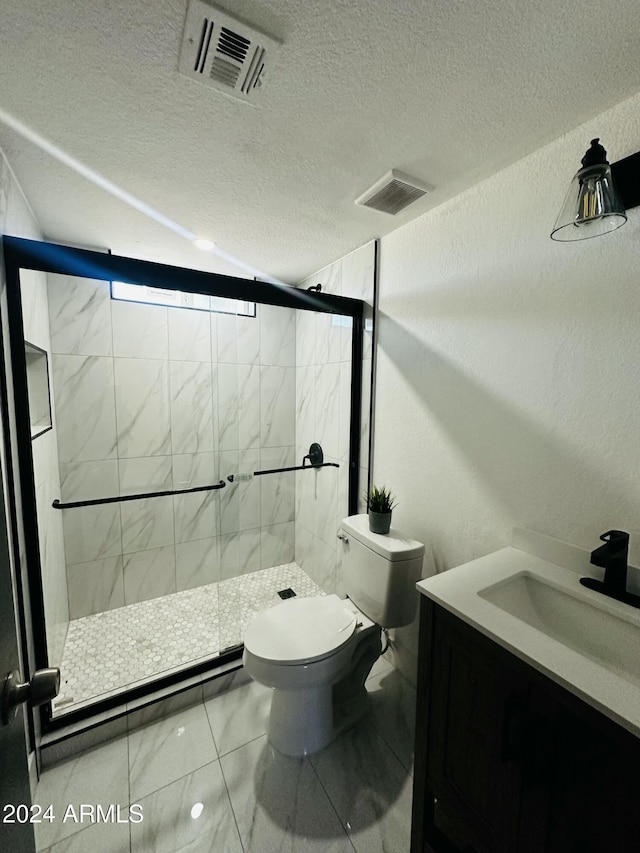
[[1, 667, 60, 725]]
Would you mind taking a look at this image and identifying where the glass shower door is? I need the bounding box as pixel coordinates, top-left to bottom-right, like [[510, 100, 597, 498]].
[[6, 236, 364, 724]]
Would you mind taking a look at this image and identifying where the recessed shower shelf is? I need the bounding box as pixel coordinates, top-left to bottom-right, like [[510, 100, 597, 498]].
[[25, 341, 52, 440]]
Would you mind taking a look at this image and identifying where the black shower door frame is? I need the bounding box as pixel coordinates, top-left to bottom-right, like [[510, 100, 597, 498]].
[[1, 236, 365, 733]]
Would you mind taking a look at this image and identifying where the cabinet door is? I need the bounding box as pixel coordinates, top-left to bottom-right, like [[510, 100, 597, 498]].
[[520, 686, 640, 853], [427, 611, 527, 853]]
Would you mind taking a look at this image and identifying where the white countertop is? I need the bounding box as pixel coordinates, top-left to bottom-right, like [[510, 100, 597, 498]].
[[417, 540, 640, 739]]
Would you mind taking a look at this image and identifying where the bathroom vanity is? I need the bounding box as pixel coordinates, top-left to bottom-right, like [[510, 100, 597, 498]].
[[411, 538, 640, 853]]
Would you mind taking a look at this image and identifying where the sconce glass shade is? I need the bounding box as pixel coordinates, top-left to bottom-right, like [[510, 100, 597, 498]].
[[551, 139, 627, 242]]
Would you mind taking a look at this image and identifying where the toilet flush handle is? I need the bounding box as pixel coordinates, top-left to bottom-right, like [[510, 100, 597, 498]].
[[337, 533, 349, 544]]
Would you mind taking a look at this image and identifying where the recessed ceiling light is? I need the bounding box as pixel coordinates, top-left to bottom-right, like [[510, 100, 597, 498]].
[[194, 238, 217, 252]]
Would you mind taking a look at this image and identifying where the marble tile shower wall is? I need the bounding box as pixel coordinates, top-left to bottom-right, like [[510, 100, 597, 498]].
[[295, 241, 375, 594], [48, 276, 297, 619], [2, 144, 69, 668], [21, 268, 69, 667]]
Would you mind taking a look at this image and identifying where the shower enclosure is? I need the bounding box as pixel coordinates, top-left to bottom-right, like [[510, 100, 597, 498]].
[[2, 236, 371, 731]]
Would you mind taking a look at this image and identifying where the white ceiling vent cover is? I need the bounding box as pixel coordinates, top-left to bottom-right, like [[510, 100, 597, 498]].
[[355, 170, 433, 215], [179, 1, 279, 103]]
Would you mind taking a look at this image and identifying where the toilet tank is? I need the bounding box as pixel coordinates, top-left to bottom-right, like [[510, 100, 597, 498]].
[[340, 514, 425, 628]]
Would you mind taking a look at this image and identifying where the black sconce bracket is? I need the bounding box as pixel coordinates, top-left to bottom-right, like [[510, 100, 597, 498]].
[[611, 150, 640, 211]]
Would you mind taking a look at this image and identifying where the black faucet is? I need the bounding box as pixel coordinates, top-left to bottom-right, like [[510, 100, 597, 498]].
[[580, 530, 640, 608]]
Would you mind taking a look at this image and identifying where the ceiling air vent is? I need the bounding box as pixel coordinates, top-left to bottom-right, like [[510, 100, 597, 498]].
[[355, 170, 433, 215], [179, 0, 279, 103]]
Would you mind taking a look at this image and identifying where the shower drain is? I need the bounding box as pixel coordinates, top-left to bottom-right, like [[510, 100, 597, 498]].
[[277, 588, 296, 599]]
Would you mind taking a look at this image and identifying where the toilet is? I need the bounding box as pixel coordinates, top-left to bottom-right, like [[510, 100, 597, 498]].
[[243, 513, 425, 756]]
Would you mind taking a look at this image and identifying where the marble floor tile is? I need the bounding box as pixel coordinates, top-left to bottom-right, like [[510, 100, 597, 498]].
[[367, 651, 395, 682], [201, 666, 252, 700], [55, 562, 319, 716], [37, 656, 415, 853], [366, 668, 417, 777], [204, 677, 272, 756], [221, 735, 356, 853], [33, 738, 129, 850], [309, 722, 413, 853], [130, 761, 243, 853], [217, 561, 324, 648], [40, 817, 131, 853], [38, 557, 416, 853], [128, 703, 218, 802], [126, 685, 204, 731], [54, 584, 220, 714]]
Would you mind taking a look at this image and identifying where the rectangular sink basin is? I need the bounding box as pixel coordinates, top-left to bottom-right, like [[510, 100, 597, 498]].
[[478, 572, 640, 688]]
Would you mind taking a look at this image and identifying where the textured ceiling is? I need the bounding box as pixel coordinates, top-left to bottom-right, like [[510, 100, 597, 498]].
[[1, 0, 640, 283]]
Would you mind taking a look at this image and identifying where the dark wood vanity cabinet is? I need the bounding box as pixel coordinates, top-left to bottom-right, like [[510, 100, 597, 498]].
[[411, 598, 640, 853]]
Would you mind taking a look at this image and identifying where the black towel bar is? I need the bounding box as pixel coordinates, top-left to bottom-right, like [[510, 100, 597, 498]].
[[52, 444, 338, 509], [52, 480, 227, 510]]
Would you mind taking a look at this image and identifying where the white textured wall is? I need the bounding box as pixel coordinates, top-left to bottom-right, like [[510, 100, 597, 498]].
[[375, 90, 640, 681]]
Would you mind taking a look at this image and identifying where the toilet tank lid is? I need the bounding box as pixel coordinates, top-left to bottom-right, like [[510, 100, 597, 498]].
[[341, 514, 425, 561]]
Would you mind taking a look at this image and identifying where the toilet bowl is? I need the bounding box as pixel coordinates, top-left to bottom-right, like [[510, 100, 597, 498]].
[[243, 514, 425, 756], [243, 595, 381, 755]]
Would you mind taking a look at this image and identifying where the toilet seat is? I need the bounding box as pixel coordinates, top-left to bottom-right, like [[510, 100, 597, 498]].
[[244, 594, 358, 665]]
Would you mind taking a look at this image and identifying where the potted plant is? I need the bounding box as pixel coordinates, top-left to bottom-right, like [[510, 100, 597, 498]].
[[366, 485, 396, 534]]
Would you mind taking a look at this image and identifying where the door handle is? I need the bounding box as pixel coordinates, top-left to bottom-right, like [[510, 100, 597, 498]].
[[1, 668, 60, 725]]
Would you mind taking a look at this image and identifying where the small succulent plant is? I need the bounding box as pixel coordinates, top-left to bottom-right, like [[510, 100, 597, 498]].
[[366, 485, 397, 513]]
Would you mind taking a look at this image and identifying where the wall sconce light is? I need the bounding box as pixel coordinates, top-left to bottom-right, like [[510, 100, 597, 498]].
[[551, 138, 640, 241]]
